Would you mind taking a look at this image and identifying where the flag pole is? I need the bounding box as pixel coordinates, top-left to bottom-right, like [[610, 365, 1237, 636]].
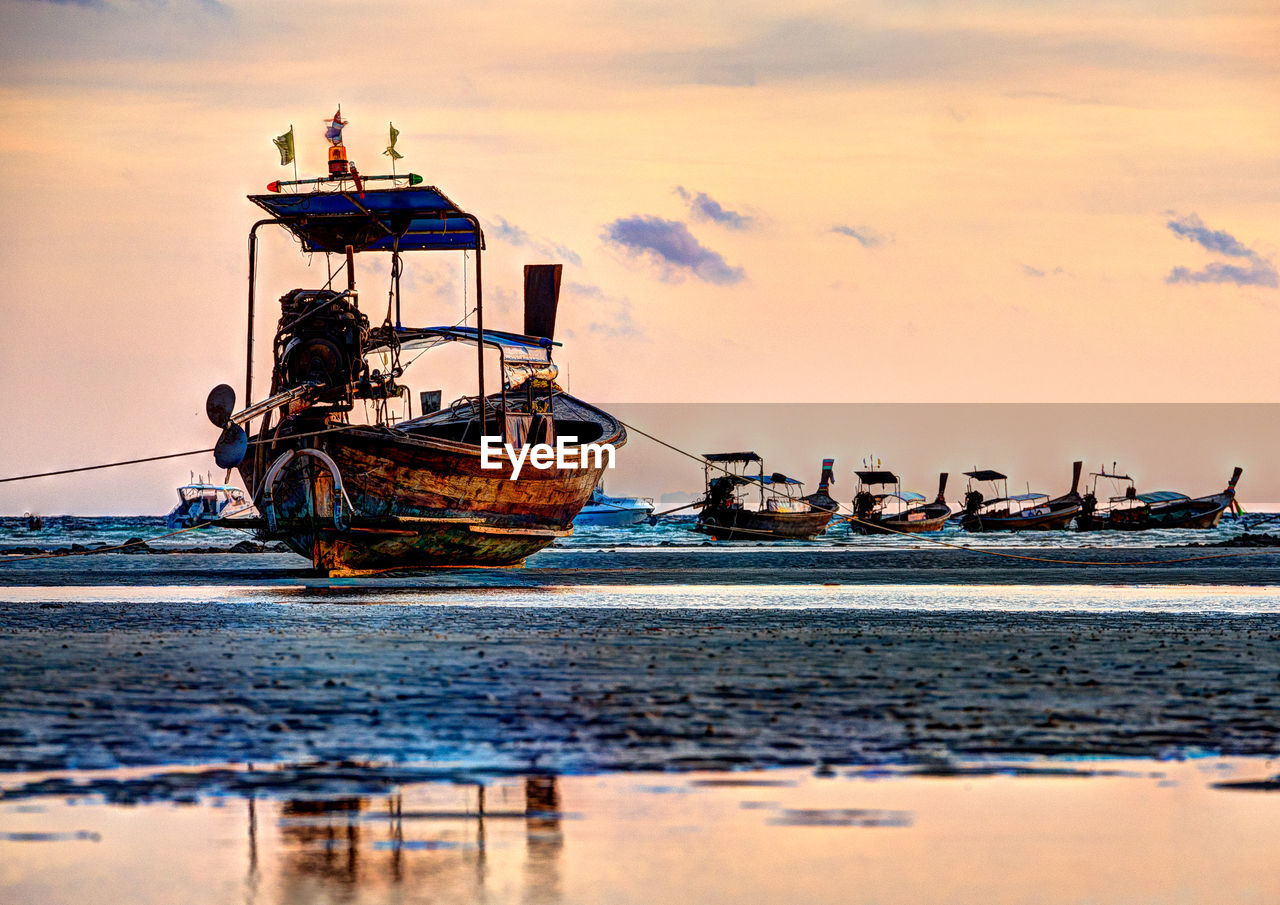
[[389, 121, 397, 177], [290, 124, 298, 182]]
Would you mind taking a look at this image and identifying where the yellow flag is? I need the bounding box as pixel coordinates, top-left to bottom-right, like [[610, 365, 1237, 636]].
[[273, 126, 295, 166], [384, 122, 403, 160]]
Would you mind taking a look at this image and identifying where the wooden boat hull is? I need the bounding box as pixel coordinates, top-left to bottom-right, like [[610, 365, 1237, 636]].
[[696, 507, 834, 540], [851, 504, 951, 534], [239, 402, 623, 575], [961, 503, 1080, 533], [1108, 494, 1231, 531]]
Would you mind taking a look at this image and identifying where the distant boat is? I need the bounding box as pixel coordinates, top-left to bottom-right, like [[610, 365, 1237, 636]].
[[1077, 464, 1137, 531], [850, 471, 951, 534], [573, 484, 654, 527], [960, 462, 1083, 532], [694, 453, 835, 540], [166, 476, 257, 530], [1107, 467, 1243, 531]]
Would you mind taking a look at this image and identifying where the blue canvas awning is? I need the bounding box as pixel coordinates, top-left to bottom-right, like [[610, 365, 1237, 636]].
[[1139, 491, 1189, 504], [889, 491, 926, 503], [249, 185, 483, 253]]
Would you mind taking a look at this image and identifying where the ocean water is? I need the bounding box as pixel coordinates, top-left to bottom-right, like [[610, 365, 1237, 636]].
[[2, 510, 1276, 553]]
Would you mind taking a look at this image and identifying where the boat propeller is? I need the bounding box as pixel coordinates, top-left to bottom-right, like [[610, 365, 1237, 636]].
[[206, 384, 248, 469]]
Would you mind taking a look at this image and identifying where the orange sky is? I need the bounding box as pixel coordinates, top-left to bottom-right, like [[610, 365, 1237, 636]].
[[0, 0, 1277, 513]]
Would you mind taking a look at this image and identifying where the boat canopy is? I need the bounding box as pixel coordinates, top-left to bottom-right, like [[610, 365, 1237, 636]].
[[1008, 492, 1048, 502], [856, 470, 899, 484], [966, 469, 1007, 481], [1138, 491, 1190, 504], [377, 326, 558, 390], [385, 326, 558, 353], [757, 474, 801, 486], [704, 452, 762, 463], [249, 186, 482, 253], [889, 491, 926, 503]]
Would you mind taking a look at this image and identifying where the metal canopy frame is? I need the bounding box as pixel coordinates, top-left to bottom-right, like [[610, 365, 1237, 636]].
[[244, 181, 493, 436]]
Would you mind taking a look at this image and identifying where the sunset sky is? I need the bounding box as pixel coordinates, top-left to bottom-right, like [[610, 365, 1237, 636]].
[[1, 0, 1276, 513]]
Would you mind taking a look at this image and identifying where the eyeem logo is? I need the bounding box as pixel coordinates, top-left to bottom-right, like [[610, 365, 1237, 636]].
[[480, 436, 616, 480]]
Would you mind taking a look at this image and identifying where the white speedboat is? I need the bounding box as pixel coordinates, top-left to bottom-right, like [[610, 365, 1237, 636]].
[[166, 476, 257, 529], [573, 485, 654, 527]]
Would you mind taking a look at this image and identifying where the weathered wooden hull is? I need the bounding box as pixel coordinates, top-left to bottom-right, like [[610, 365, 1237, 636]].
[[1108, 494, 1231, 531], [961, 503, 1080, 533], [696, 507, 834, 540], [851, 502, 951, 534], [238, 404, 623, 574]]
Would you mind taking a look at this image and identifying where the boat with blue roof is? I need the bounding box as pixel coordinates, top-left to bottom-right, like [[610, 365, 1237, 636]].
[[959, 462, 1083, 532]]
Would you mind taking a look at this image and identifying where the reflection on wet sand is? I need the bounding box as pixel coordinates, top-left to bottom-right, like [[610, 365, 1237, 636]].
[[261, 778, 563, 905], [4, 761, 1280, 905]]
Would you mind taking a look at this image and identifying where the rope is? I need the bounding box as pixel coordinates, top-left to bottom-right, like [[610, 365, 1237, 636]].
[[0, 425, 355, 486], [615, 416, 1276, 567]]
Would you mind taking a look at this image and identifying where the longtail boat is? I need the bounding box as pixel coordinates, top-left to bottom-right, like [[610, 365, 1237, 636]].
[[694, 453, 835, 540], [202, 119, 623, 574], [1107, 467, 1243, 530], [1077, 464, 1137, 531], [960, 462, 1083, 532], [850, 470, 951, 534]]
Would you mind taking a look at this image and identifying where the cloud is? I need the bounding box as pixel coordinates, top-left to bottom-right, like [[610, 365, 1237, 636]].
[[617, 17, 1245, 88], [1020, 264, 1065, 278], [674, 186, 754, 230], [601, 216, 744, 285], [490, 216, 582, 267], [566, 281, 643, 338], [1167, 262, 1277, 288], [1165, 213, 1277, 288], [830, 225, 887, 248]]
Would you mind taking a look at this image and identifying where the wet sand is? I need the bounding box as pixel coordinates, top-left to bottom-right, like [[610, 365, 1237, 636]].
[[2, 596, 1278, 774]]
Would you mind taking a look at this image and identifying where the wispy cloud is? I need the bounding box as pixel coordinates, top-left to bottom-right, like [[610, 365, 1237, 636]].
[[602, 215, 744, 285], [618, 17, 1247, 88], [831, 224, 887, 248], [490, 216, 582, 267], [674, 186, 754, 230], [1165, 213, 1277, 288], [566, 281, 643, 338]]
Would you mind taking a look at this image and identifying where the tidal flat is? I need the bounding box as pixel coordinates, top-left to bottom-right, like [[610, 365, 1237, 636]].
[[2, 546, 1279, 903]]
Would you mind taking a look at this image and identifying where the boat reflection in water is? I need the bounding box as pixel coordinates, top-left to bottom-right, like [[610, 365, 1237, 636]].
[[250, 776, 564, 905]]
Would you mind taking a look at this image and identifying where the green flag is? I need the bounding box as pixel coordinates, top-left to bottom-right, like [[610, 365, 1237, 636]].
[[384, 122, 403, 160], [273, 126, 295, 166]]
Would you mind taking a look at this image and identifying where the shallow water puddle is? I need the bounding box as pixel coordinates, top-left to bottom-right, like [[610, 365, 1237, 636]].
[[2, 757, 1277, 904]]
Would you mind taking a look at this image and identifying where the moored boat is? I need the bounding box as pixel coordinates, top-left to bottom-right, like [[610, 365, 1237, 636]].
[[1107, 467, 1243, 530], [695, 453, 835, 540], [960, 462, 1083, 532], [850, 470, 951, 534], [573, 483, 655, 527], [166, 476, 256, 529], [1077, 464, 1136, 531], [201, 113, 625, 574]]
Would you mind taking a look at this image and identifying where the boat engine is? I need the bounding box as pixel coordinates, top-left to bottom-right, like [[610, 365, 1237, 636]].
[[273, 289, 370, 396], [962, 489, 984, 514], [853, 491, 877, 519]]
